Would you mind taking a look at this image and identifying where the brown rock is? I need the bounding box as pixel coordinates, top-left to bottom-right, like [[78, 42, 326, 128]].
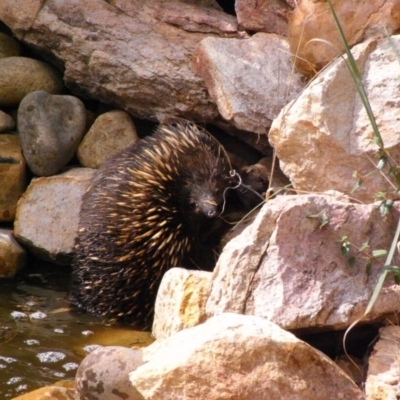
[[206, 193, 400, 331], [193, 33, 306, 134], [0, 228, 27, 277], [0, 0, 240, 123], [0, 110, 15, 132], [269, 36, 400, 203], [77, 110, 138, 169], [0, 134, 26, 222], [0, 57, 63, 107], [236, 0, 293, 36], [14, 168, 95, 265], [289, 0, 400, 77], [130, 313, 364, 400]]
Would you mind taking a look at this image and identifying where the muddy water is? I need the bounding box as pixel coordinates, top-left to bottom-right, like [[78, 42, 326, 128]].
[[0, 260, 152, 399]]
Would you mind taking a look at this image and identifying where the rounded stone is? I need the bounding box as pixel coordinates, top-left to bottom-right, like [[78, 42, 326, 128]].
[[77, 110, 138, 168], [0, 110, 15, 132], [0, 57, 63, 106], [18, 90, 87, 176], [75, 345, 145, 400]]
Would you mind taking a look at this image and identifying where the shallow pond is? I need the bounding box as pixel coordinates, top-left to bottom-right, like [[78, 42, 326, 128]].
[[0, 260, 152, 399]]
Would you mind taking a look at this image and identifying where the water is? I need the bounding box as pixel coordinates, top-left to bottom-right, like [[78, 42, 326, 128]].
[[0, 260, 152, 399]]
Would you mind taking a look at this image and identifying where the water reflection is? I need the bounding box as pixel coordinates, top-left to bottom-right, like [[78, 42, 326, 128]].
[[0, 260, 152, 399]]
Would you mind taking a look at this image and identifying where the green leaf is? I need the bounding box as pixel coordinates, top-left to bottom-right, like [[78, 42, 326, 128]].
[[351, 179, 363, 193], [365, 259, 372, 274], [385, 265, 400, 273], [379, 199, 394, 216], [348, 256, 356, 268], [375, 192, 386, 200], [359, 241, 370, 252], [320, 212, 329, 228], [377, 156, 387, 170], [340, 237, 351, 257], [372, 249, 388, 258]]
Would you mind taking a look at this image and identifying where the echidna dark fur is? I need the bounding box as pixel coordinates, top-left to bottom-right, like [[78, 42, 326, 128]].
[[71, 122, 237, 328]]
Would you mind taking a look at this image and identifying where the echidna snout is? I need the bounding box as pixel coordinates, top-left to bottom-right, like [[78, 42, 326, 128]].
[[189, 188, 221, 218]]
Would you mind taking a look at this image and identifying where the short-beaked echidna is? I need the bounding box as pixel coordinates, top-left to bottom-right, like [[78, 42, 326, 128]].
[[71, 122, 236, 328]]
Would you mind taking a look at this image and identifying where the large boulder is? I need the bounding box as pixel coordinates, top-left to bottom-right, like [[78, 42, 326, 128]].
[[270, 36, 400, 203], [0, 0, 240, 123], [130, 313, 364, 400], [206, 192, 400, 331], [193, 33, 306, 134]]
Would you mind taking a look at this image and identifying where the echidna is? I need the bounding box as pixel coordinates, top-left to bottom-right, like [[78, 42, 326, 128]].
[[71, 122, 236, 328]]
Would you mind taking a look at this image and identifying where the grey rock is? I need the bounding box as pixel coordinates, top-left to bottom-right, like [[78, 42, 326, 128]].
[[76, 346, 145, 400], [0, 57, 63, 106], [18, 90, 87, 176]]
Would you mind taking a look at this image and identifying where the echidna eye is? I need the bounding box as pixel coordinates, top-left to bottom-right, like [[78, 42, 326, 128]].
[[189, 201, 197, 211]]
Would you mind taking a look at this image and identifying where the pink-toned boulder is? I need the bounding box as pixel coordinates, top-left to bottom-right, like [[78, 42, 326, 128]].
[[193, 33, 306, 134], [270, 36, 400, 204], [207, 192, 400, 331]]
